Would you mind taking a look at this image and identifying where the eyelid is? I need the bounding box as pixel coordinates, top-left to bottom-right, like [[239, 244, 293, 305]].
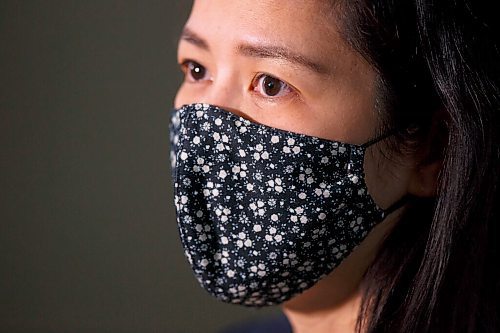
[[178, 59, 199, 73], [179, 59, 211, 83], [255, 72, 299, 92], [251, 72, 299, 100]]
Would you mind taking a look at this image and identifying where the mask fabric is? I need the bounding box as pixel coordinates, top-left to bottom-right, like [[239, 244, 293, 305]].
[[169, 103, 394, 307]]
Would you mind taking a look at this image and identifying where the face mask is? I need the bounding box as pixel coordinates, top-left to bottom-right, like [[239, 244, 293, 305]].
[[169, 103, 403, 307]]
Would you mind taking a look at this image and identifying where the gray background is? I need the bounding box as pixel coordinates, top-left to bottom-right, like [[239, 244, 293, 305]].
[[0, 1, 278, 332]]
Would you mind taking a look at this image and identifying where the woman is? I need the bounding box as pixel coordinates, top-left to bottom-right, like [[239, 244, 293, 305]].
[[169, 1, 500, 332]]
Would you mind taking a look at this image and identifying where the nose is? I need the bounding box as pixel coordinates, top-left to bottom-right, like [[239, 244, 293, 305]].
[[175, 69, 254, 120], [202, 75, 249, 119], [175, 65, 265, 123]]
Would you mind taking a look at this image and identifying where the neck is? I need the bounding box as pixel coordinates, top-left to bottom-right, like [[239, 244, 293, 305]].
[[282, 212, 401, 333], [283, 289, 362, 333]]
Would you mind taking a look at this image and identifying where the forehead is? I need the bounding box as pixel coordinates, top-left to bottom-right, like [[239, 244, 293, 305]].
[[186, 0, 353, 63]]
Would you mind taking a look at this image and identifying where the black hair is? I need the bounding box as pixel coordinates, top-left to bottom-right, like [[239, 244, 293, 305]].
[[331, 1, 500, 332]]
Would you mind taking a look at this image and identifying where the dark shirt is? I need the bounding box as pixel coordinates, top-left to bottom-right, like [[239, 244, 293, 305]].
[[219, 312, 292, 333]]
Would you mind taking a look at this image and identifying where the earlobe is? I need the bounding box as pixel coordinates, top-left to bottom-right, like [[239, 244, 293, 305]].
[[407, 110, 448, 198], [407, 159, 441, 198]]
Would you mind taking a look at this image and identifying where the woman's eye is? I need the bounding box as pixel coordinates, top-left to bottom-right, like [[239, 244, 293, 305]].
[[181, 60, 209, 82], [252, 74, 293, 98]]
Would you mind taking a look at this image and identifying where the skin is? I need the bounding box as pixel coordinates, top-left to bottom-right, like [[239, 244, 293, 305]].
[[174, 1, 438, 332]]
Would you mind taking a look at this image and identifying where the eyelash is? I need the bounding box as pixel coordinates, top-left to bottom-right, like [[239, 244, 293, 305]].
[[179, 59, 298, 100], [250, 73, 296, 100], [180, 60, 211, 83]]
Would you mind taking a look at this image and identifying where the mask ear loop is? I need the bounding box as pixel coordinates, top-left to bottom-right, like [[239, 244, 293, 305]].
[[382, 194, 411, 216], [360, 129, 398, 149], [360, 129, 411, 216]]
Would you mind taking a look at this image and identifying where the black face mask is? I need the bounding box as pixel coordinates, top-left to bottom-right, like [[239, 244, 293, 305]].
[[169, 103, 404, 307]]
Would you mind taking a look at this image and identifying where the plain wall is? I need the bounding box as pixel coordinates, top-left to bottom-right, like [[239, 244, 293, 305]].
[[0, 1, 279, 332]]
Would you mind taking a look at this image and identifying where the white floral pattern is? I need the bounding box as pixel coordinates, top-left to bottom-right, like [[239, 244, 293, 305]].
[[169, 103, 385, 306]]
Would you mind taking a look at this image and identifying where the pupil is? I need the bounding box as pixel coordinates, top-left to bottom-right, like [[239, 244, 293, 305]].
[[190, 63, 206, 80], [263, 76, 282, 96]]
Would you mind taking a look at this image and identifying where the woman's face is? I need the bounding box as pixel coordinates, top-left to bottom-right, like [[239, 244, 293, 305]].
[[175, 0, 413, 218]]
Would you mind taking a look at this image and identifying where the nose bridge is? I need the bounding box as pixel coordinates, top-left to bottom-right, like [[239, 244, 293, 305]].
[[203, 70, 247, 118]]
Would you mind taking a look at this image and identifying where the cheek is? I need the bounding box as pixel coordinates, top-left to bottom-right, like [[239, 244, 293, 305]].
[[363, 149, 413, 210], [174, 84, 190, 109]]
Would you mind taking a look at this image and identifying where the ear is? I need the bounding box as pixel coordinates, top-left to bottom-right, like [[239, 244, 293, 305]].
[[407, 111, 448, 198], [407, 158, 442, 197]]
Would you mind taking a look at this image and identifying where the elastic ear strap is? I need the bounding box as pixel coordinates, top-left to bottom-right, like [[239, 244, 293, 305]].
[[360, 129, 397, 149], [383, 194, 411, 216]]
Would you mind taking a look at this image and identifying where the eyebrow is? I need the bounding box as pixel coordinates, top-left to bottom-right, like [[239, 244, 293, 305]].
[[180, 27, 329, 75], [180, 27, 210, 50]]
